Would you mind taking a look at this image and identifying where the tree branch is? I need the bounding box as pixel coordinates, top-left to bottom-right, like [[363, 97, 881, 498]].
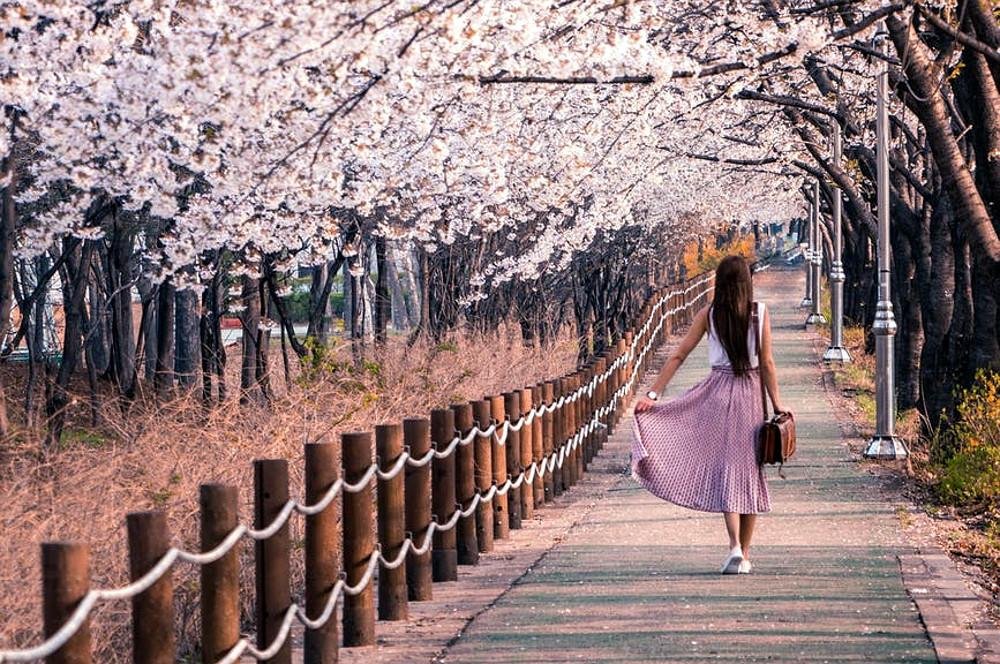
[[736, 89, 840, 118], [679, 151, 780, 166], [479, 73, 654, 85], [915, 2, 1000, 64]]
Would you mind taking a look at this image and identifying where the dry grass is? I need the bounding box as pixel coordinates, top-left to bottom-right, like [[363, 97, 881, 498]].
[[823, 324, 921, 440], [0, 324, 579, 661]]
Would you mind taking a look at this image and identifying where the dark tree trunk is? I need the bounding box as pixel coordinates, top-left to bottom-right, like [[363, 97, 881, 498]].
[[386, 246, 412, 329], [174, 288, 201, 391], [342, 259, 353, 337], [23, 255, 51, 429], [200, 269, 226, 405], [408, 248, 431, 345], [85, 276, 110, 376], [945, 235, 976, 419], [138, 277, 158, 384], [105, 222, 136, 396], [892, 232, 923, 410], [374, 236, 391, 344], [971, 257, 1000, 371], [887, 15, 1000, 267], [256, 278, 272, 400], [46, 241, 95, 447], [307, 264, 332, 344], [305, 228, 358, 345], [154, 279, 175, 396], [240, 275, 264, 404], [0, 146, 15, 437], [918, 196, 957, 428]]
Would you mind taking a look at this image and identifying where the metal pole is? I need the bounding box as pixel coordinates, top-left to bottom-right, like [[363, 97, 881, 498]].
[[865, 26, 907, 459], [800, 207, 813, 308], [806, 180, 827, 325], [824, 119, 852, 363]]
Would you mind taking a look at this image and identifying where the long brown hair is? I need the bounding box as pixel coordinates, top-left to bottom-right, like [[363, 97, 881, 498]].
[[711, 255, 754, 376]]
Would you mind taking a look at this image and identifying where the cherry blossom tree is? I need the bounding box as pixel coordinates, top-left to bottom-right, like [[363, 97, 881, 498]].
[[2, 0, 997, 442]]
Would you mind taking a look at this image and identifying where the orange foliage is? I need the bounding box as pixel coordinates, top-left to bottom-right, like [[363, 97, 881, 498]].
[[681, 232, 756, 276]]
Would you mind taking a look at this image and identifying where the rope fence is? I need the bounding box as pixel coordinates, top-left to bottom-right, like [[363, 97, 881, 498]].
[[0, 272, 715, 664]]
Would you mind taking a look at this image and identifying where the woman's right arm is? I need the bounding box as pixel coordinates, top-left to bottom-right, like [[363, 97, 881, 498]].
[[634, 304, 710, 413], [759, 307, 788, 414]]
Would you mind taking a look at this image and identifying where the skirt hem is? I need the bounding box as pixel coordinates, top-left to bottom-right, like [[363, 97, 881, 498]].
[[630, 463, 772, 514]]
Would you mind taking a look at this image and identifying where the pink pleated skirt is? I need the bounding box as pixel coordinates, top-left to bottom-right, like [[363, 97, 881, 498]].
[[631, 366, 771, 514]]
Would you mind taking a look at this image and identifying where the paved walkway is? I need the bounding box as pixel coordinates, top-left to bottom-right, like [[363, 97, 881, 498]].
[[439, 269, 937, 662]]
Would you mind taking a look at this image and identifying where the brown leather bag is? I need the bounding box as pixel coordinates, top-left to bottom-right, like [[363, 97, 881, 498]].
[[752, 304, 796, 475]]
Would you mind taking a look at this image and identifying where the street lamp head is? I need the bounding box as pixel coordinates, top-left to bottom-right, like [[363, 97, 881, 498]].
[[871, 22, 890, 52]]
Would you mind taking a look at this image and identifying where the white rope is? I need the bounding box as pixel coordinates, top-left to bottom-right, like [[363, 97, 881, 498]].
[[214, 551, 383, 663]]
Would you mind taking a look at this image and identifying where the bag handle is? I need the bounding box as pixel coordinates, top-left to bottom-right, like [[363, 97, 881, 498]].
[[751, 302, 768, 421]]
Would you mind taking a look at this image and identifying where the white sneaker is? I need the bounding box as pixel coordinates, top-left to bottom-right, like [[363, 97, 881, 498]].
[[737, 559, 753, 574], [720, 547, 744, 574]]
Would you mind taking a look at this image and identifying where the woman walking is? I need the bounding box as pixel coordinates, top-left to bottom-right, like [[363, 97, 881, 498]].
[[632, 255, 788, 575]]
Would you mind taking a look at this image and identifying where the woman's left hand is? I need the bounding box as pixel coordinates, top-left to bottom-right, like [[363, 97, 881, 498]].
[[634, 397, 656, 413]]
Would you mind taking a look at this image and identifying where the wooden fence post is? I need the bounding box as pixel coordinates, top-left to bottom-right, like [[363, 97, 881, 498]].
[[592, 359, 603, 454], [673, 290, 680, 330], [665, 291, 672, 335], [376, 424, 408, 620], [403, 418, 433, 601], [472, 399, 495, 553], [612, 352, 621, 434], [502, 391, 522, 529], [580, 369, 592, 469], [585, 367, 596, 466], [666, 291, 673, 333], [637, 316, 648, 377], [563, 375, 575, 486], [541, 381, 555, 502], [551, 380, 564, 496], [606, 350, 619, 435], [556, 377, 568, 491], [561, 376, 577, 488], [614, 339, 628, 428], [430, 409, 458, 581], [254, 459, 291, 663], [595, 357, 608, 452], [517, 387, 534, 521], [671, 291, 679, 334], [650, 295, 658, 350], [571, 375, 583, 484], [532, 383, 545, 508], [488, 395, 510, 539], [451, 403, 479, 565], [126, 511, 174, 664], [42, 542, 91, 664], [200, 484, 240, 664], [342, 432, 375, 646], [625, 328, 638, 402], [304, 442, 340, 663]]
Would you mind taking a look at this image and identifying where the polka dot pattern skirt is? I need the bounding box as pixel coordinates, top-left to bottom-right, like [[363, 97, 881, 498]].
[[631, 366, 772, 514]]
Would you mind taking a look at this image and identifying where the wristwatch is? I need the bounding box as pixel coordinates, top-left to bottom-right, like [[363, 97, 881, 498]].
[[646, 390, 659, 401]]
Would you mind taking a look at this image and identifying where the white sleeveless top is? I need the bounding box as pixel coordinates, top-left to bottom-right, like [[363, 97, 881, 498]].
[[707, 301, 764, 369]]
